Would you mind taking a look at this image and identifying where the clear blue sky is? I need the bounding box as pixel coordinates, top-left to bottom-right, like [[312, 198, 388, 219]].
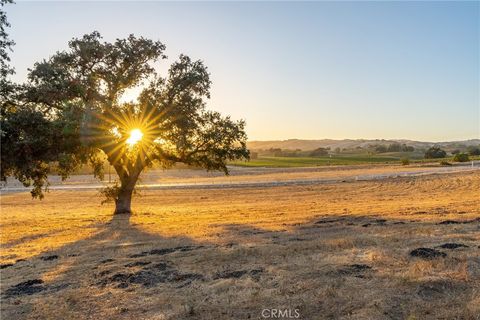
[[5, 1, 480, 141]]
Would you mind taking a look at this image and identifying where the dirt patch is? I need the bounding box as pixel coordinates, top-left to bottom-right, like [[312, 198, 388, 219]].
[[362, 219, 387, 227], [314, 217, 346, 224], [410, 248, 446, 259], [97, 262, 204, 289], [150, 262, 169, 271], [99, 258, 115, 264], [287, 237, 307, 242], [336, 264, 373, 278], [315, 216, 387, 228], [97, 270, 112, 277], [3, 279, 71, 298], [129, 246, 202, 258], [125, 261, 152, 267], [438, 218, 480, 225], [438, 220, 462, 225], [40, 255, 59, 261], [3, 279, 45, 297], [213, 268, 264, 281]]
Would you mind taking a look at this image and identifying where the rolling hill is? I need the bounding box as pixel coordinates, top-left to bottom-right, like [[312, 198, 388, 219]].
[[247, 139, 480, 151]]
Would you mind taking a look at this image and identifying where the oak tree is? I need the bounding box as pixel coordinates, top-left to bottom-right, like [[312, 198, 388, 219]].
[[1, 32, 249, 214]]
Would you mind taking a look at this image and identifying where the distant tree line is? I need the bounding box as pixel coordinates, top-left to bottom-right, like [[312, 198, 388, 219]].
[[467, 146, 480, 156], [424, 145, 479, 161], [250, 144, 479, 161], [373, 143, 414, 153], [261, 148, 303, 157], [309, 147, 330, 157], [451, 146, 480, 156]]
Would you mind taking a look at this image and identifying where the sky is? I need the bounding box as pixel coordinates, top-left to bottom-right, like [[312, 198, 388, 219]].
[[5, 1, 480, 142]]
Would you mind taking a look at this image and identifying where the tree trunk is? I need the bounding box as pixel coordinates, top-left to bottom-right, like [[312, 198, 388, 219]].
[[110, 159, 142, 215], [114, 188, 133, 214]]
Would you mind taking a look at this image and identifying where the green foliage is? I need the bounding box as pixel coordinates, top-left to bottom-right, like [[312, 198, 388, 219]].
[[439, 160, 452, 166], [374, 145, 387, 153], [99, 183, 121, 204], [262, 148, 301, 157], [99, 182, 137, 204], [401, 158, 410, 165], [453, 153, 470, 162], [309, 147, 329, 157], [467, 146, 480, 156], [424, 146, 447, 159], [0, 0, 14, 80], [1, 32, 249, 209], [1, 103, 96, 197], [0, 0, 16, 106], [387, 143, 402, 152], [401, 144, 414, 152], [374, 143, 414, 153]]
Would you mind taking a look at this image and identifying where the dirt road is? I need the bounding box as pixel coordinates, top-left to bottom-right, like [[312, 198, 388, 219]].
[[1, 161, 479, 193]]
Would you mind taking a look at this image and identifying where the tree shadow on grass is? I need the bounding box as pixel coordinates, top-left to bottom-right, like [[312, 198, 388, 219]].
[[0, 212, 212, 318], [1, 212, 479, 319]]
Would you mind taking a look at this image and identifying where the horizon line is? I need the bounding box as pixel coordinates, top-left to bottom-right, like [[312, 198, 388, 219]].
[[247, 137, 480, 143]]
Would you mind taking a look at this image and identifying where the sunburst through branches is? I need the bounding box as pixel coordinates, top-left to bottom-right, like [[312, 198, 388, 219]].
[[90, 104, 169, 169], [126, 129, 143, 146]]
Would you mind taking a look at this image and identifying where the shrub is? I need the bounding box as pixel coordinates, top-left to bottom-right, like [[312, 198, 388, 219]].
[[425, 146, 447, 159], [401, 158, 410, 165], [453, 153, 470, 162], [440, 160, 452, 166]]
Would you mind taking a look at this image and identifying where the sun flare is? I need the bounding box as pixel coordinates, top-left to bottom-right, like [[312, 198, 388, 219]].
[[126, 128, 144, 146]]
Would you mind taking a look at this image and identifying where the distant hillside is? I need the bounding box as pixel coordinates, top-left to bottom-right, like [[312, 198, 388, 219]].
[[247, 139, 480, 151]]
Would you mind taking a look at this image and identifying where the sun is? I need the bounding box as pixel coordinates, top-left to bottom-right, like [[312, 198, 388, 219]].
[[126, 128, 144, 146]]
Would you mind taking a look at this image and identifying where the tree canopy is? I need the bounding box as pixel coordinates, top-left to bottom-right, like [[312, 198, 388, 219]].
[[1, 0, 15, 97], [424, 146, 446, 159], [453, 153, 470, 163], [1, 32, 249, 213], [467, 145, 480, 156]]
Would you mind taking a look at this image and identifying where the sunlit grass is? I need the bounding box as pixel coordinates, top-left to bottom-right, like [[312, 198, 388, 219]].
[[1, 171, 479, 263], [1, 171, 479, 319]]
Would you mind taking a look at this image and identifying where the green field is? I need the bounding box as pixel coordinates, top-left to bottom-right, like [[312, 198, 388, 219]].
[[231, 155, 399, 167], [231, 153, 479, 168]]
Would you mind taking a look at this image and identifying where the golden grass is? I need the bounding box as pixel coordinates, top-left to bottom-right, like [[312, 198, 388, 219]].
[[1, 171, 479, 319]]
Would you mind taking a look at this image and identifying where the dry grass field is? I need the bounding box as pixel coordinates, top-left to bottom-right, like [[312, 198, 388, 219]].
[[1, 170, 480, 319]]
